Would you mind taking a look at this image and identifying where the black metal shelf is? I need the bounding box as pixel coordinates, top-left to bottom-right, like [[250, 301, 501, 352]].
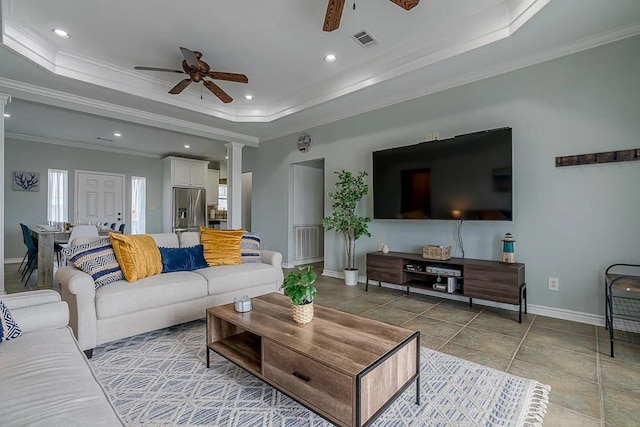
[[605, 264, 640, 357]]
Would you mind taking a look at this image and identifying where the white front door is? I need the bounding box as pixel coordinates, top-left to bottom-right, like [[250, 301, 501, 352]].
[[76, 171, 125, 227]]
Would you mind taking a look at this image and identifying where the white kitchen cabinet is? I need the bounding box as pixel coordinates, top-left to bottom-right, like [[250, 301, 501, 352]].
[[205, 169, 220, 205], [163, 157, 209, 188]]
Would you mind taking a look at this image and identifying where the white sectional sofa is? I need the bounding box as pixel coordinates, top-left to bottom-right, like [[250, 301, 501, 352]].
[[0, 290, 124, 426], [56, 232, 284, 356]]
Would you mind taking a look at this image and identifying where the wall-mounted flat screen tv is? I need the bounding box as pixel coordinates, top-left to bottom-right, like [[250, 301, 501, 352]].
[[373, 127, 512, 221]]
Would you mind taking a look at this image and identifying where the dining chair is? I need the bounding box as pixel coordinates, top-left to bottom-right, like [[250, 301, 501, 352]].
[[61, 225, 100, 250], [118, 223, 126, 234], [110, 223, 117, 230], [18, 224, 30, 273], [19, 223, 38, 285]]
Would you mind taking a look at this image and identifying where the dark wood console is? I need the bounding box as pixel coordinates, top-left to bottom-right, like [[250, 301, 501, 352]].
[[366, 252, 527, 323]]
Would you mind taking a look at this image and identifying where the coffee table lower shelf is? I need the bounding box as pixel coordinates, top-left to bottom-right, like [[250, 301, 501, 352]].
[[206, 296, 420, 427]]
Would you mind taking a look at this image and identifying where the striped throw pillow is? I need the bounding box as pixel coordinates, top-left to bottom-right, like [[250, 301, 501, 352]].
[[241, 232, 261, 263], [0, 300, 22, 343], [62, 238, 125, 289]]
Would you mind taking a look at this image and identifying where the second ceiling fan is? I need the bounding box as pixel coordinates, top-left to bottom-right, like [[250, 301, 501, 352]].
[[323, 0, 420, 32]]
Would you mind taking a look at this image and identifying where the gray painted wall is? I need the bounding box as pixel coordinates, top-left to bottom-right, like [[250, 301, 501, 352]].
[[250, 36, 640, 316], [4, 138, 163, 258]]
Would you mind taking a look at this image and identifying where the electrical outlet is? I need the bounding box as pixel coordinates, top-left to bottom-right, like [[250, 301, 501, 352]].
[[548, 277, 559, 291], [425, 132, 440, 141]]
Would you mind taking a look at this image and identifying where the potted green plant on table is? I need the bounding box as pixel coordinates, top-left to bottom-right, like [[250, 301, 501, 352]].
[[281, 265, 318, 324], [322, 170, 371, 286]]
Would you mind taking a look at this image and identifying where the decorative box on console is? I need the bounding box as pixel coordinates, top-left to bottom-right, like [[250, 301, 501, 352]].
[[422, 245, 452, 260]]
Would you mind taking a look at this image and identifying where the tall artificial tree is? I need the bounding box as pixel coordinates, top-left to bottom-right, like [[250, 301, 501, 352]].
[[322, 170, 371, 271]]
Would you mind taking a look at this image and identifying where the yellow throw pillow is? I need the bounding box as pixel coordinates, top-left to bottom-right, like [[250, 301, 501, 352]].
[[110, 233, 162, 282], [199, 227, 244, 266]]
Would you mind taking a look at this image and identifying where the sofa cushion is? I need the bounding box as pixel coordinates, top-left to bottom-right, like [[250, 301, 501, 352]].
[[110, 233, 163, 282], [178, 231, 201, 248], [95, 271, 208, 319], [0, 300, 22, 343], [0, 327, 124, 426], [241, 232, 262, 263], [159, 245, 209, 273], [151, 233, 180, 248], [195, 263, 280, 295], [199, 227, 244, 266], [62, 238, 125, 289]]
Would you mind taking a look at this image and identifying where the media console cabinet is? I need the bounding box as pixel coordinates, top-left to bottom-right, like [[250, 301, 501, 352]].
[[366, 251, 527, 323]]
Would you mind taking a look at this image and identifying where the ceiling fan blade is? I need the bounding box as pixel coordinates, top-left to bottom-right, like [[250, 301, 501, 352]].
[[389, 0, 419, 10], [323, 0, 345, 32], [168, 79, 192, 94], [203, 80, 233, 103], [180, 47, 200, 69], [134, 66, 186, 74], [208, 71, 248, 84]]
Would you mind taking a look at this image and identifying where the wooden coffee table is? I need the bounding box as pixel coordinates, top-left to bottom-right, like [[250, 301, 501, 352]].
[[206, 293, 420, 427]]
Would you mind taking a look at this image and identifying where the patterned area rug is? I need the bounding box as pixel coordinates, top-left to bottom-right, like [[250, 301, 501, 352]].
[[90, 320, 549, 427]]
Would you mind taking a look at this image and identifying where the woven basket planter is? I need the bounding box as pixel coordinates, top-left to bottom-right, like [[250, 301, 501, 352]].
[[291, 302, 314, 324], [422, 245, 452, 260]]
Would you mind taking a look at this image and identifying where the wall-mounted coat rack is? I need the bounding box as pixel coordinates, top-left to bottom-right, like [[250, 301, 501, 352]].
[[556, 148, 640, 167]]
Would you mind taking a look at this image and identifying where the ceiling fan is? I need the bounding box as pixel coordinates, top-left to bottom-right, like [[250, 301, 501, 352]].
[[323, 0, 419, 32], [134, 47, 248, 103]]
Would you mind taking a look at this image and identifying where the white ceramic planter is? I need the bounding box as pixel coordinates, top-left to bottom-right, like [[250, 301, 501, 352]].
[[344, 269, 359, 286]]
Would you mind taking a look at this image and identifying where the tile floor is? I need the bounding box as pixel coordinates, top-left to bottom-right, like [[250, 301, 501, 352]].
[[306, 271, 640, 427], [5, 262, 640, 426]]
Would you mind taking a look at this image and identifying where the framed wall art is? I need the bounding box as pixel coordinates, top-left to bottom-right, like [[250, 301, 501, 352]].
[[13, 171, 40, 192]]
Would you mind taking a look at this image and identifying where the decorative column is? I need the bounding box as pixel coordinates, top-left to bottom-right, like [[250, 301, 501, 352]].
[[225, 142, 244, 229], [0, 94, 11, 294]]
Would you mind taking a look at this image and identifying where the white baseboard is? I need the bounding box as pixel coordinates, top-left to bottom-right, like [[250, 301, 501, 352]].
[[282, 257, 324, 269], [4, 258, 23, 264], [526, 304, 605, 327], [322, 269, 606, 327]]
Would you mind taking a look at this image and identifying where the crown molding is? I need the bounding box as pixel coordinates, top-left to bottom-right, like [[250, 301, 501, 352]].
[[5, 132, 163, 158], [0, 93, 9, 104], [0, 76, 260, 146], [260, 21, 640, 142], [509, 0, 551, 34], [1, 0, 548, 123]]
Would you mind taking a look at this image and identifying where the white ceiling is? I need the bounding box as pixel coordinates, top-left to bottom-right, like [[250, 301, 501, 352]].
[[1, 0, 640, 160]]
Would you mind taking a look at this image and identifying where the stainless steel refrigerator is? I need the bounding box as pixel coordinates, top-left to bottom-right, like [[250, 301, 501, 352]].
[[172, 187, 206, 232]]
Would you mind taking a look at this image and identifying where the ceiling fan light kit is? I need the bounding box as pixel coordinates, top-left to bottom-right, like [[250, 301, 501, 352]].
[[134, 47, 248, 103], [323, 0, 419, 32]]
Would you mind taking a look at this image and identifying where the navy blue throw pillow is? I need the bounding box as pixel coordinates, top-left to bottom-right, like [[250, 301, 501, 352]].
[[159, 245, 209, 273]]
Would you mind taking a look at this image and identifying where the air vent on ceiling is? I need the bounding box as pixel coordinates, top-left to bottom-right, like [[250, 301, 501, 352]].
[[96, 137, 113, 142], [352, 29, 378, 48]]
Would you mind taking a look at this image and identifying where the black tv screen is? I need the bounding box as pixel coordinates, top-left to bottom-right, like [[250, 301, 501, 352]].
[[373, 127, 512, 221]]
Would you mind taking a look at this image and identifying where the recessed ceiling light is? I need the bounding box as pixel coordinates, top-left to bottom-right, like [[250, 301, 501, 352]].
[[244, 95, 254, 100], [3, 113, 10, 118], [324, 54, 337, 62], [113, 132, 122, 137], [52, 28, 70, 38], [184, 145, 190, 148], [225, 156, 228, 160]]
